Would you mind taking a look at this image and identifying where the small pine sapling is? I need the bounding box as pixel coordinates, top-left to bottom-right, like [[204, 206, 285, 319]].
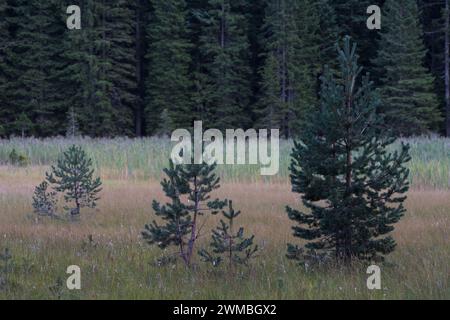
[[0, 248, 12, 290], [9, 149, 28, 166], [49, 277, 65, 300], [46, 145, 102, 217], [32, 181, 58, 218], [199, 200, 258, 269], [142, 160, 227, 267], [8, 149, 19, 165]]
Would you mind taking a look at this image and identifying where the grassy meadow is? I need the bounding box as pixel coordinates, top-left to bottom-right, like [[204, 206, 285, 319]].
[[0, 137, 449, 299]]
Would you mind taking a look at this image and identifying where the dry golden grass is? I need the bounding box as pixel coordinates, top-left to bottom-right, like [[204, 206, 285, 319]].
[[0, 167, 449, 299]]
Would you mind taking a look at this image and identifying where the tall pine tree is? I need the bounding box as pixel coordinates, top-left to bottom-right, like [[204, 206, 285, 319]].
[[373, 0, 442, 136], [317, 0, 339, 69], [331, 0, 382, 69], [61, 0, 137, 137], [418, 0, 450, 136], [4, 0, 65, 136], [107, 0, 139, 136], [287, 37, 411, 264], [257, 0, 321, 138], [145, 0, 193, 136], [0, 0, 10, 136], [194, 0, 252, 130]]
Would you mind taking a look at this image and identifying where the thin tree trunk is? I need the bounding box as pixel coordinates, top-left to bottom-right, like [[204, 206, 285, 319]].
[[135, 0, 144, 137], [344, 71, 354, 263], [187, 176, 199, 266], [228, 218, 233, 269], [177, 220, 188, 265]]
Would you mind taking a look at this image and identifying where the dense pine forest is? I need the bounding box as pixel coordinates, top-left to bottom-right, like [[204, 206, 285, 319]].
[[0, 0, 449, 138]]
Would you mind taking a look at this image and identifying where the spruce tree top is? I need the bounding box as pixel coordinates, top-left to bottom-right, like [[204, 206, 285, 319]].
[[372, 0, 441, 135]]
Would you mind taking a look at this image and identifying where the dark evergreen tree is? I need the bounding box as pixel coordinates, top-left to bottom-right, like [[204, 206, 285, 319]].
[[59, 0, 96, 136], [418, 0, 445, 81], [331, 0, 382, 68], [15, 112, 33, 138], [145, 0, 193, 135], [106, 0, 138, 136], [258, 52, 282, 130], [245, 0, 266, 124], [287, 37, 411, 264], [194, 0, 252, 130], [0, 0, 9, 136], [294, 0, 322, 120], [66, 107, 80, 138], [32, 181, 58, 217], [0, 1, 23, 136], [373, 0, 442, 136], [0, 248, 12, 290], [134, 0, 150, 137], [8, 148, 28, 166], [258, 0, 321, 137], [142, 160, 227, 267], [61, 0, 137, 137], [46, 145, 102, 216], [199, 200, 258, 268], [6, 0, 65, 136], [417, 0, 449, 136], [317, 0, 339, 69]]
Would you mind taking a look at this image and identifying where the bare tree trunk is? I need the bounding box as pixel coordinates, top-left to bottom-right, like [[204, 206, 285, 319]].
[[135, 0, 145, 137]]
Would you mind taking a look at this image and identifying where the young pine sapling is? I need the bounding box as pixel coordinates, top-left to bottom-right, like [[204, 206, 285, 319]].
[[46, 145, 102, 217], [0, 248, 12, 291], [32, 181, 58, 218], [142, 160, 227, 267], [199, 200, 258, 269]]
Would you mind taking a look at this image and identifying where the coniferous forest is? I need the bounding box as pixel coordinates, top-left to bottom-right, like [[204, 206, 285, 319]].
[[0, 0, 449, 138]]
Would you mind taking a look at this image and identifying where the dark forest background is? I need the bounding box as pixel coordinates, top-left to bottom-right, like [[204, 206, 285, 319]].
[[0, 0, 449, 138]]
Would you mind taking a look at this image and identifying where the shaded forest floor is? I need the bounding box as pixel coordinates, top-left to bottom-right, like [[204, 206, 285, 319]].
[[0, 168, 448, 299]]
